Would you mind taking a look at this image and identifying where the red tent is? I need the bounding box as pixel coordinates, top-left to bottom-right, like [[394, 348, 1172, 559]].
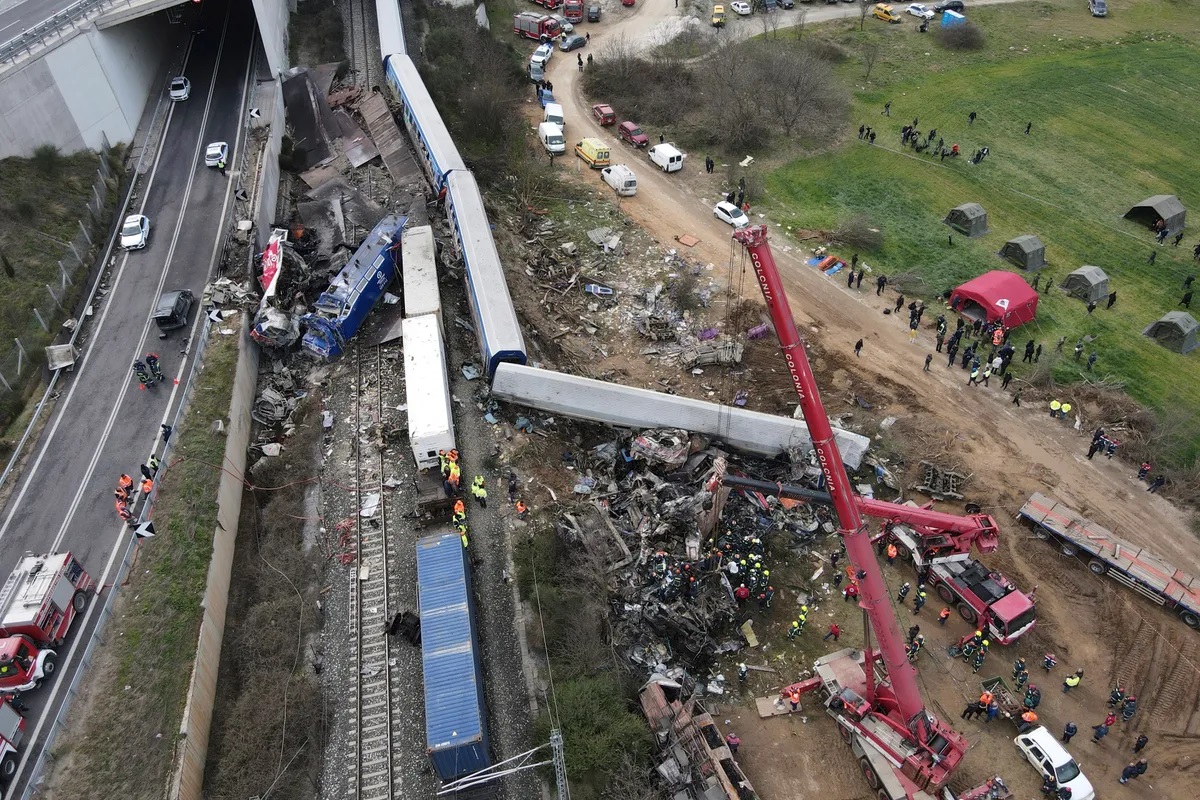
[[950, 271, 1039, 328]]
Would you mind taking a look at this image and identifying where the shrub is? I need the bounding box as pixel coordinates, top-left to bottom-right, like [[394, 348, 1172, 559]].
[[31, 144, 63, 177], [936, 22, 986, 51], [831, 213, 884, 250]]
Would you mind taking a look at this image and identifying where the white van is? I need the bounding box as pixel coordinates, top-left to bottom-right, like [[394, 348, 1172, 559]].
[[543, 102, 565, 130], [648, 143, 684, 173], [539, 122, 566, 155], [601, 164, 637, 196]]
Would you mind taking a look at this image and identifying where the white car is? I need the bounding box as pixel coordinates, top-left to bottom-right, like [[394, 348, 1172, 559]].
[[120, 214, 150, 250], [204, 141, 229, 168], [532, 42, 554, 66], [906, 3, 935, 18], [549, 14, 574, 33], [731, 1, 752, 14], [714, 201, 749, 229], [1014, 727, 1095, 800], [169, 76, 191, 101]]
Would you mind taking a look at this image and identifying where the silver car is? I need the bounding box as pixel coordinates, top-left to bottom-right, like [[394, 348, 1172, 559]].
[[169, 76, 191, 101], [120, 214, 150, 250], [204, 142, 229, 168]]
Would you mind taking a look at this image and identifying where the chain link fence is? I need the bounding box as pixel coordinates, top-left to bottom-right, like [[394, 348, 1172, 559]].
[[0, 135, 118, 408]]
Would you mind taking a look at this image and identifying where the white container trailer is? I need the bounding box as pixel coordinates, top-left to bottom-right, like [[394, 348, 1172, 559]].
[[404, 315, 456, 470], [402, 225, 442, 333]]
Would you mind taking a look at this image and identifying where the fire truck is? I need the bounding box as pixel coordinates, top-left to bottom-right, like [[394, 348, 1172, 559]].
[[731, 226, 970, 799], [0, 552, 94, 694], [0, 699, 24, 780], [725, 475, 1037, 645]]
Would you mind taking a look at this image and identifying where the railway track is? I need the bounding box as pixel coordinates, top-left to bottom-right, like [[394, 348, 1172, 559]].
[[349, 344, 397, 800], [344, 0, 377, 88]]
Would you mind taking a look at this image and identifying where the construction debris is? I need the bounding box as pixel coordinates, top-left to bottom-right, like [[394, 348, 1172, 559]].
[[916, 460, 968, 500]]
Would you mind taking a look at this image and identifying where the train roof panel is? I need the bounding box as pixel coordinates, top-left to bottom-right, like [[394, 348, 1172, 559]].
[[416, 534, 484, 749]]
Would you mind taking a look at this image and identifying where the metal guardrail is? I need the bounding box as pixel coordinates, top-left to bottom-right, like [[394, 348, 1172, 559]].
[[0, 0, 132, 64], [17, 312, 215, 800]]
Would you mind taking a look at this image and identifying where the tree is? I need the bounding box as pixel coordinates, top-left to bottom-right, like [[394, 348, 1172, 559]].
[[861, 42, 881, 80], [793, 7, 809, 40], [859, 0, 872, 31], [755, 46, 847, 136]]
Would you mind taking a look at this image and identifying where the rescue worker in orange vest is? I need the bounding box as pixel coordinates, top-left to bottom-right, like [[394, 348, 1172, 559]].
[[992, 327, 1005, 347], [140, 477, 153, 495], [979, 690, 995, 706], [116, 499, 133, 521], [1018, 709, 1038, 733], [515, 500, 528, 520], [787, 688, 801, 712], [886, 543, 898, 565], [452, 499, 466, 526], [118, 473, 134, 494], [115, 487, 129, 503], [938, 607, 951, 625]]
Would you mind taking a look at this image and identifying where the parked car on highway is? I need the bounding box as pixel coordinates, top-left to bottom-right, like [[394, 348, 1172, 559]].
[[169, 76, 191, 101], [592, 103, 616, 126], [154, 289, 195, 337], [1088, 0, 1107, 16], [204, 142, 228, 168], [560, 33, 587, 51], [120, 214, 150, 250], [1014, 727, 1095, 800], [618, 121, 649, 147], [731, 1, 752, 14], [906, 3, 934, 18], [933, 0, 964, 11], [713, 201, 749, 228]]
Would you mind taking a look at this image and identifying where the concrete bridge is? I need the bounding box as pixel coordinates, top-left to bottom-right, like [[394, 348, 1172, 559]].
[[0, 0, 288, 158]]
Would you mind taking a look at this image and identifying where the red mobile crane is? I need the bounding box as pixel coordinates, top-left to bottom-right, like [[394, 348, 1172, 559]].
[[720, 474, 1038, 645], [732, 226, 968, 798]]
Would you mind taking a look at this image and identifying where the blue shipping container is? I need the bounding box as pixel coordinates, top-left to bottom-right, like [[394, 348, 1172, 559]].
[[416, 533, 490, 781], [301, 214, 406, 360]]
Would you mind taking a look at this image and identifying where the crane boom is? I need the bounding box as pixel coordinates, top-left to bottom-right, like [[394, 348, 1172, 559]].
[[731, 226, 968, 788]]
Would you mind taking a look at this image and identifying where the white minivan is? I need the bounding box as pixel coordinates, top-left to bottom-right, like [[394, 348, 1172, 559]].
[[543, 102, 565, 130], [648, 143, 684, 173], [539, 122, 566, 155], [601, 164, 637, 196]]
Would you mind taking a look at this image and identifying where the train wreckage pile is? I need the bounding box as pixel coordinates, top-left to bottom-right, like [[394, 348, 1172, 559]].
[[560, 428, 843, 687]]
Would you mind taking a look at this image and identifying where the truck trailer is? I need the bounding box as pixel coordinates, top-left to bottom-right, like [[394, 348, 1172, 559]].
[[1019, 492, 1200, 630], [416, 533, 490, 782]]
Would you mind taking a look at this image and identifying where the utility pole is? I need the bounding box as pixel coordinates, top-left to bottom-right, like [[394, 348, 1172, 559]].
[[550, 728, 569, 800]]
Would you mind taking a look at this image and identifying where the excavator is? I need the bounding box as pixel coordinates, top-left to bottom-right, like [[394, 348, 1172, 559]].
[[727, 226, 981, 799]]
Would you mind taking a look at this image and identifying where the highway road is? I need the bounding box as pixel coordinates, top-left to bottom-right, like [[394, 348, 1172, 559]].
[[0, 0, 83, 47], [0, 0, 255, 794]]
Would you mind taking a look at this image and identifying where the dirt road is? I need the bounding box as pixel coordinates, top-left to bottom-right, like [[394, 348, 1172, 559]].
[[535, 2, 1200, 796]]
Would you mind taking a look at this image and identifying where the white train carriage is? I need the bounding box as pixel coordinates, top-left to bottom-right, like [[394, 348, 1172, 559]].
[[444, 170, 527, 377], [383, 54, 467, 192]]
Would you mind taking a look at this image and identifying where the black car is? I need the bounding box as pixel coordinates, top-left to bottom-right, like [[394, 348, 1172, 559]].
[[587, 4, 601, 21], [934, 0, 964, 11], [154, 289, 195, 337], [778, 0, 795, 7]]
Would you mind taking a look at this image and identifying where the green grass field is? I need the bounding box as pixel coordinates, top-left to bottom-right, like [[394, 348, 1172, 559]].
[[765, 0, 1200, 464]]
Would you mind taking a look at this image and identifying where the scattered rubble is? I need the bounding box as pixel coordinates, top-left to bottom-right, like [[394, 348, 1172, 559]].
[[916, 460, 969, 500]]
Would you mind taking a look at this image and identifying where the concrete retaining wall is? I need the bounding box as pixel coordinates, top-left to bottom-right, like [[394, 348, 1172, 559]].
[[168, 320, 259, 800], [250, 0, 291, 78], [0, 15, 173, 158], [253, 79, 285, 250]]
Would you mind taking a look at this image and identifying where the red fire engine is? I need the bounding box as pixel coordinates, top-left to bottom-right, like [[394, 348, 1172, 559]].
[[0, 552, 94, 694], [0, 698, 24, 780]]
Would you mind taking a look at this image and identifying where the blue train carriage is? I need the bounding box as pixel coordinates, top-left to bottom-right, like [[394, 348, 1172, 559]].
[[375, 0, 406, 59], [416, 532, 491, 782], [383, 54, 467, 193], [301, 214, 406, 360], [444, 170, 527, 378]]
